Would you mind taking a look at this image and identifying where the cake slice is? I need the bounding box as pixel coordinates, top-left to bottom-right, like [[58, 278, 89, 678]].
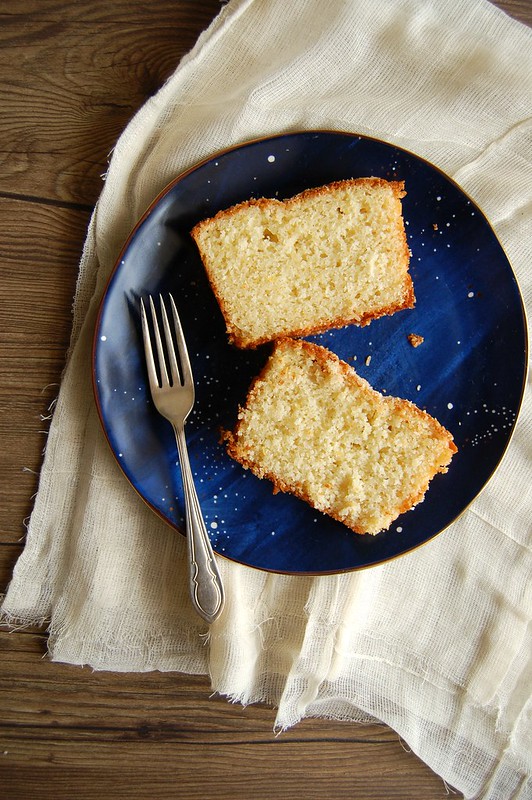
[[222, 339, 457, 535], [191, 178, 414, 348]]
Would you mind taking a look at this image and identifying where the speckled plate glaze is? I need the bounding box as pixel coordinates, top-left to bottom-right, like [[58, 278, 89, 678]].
[[93, 131, 527, 574]]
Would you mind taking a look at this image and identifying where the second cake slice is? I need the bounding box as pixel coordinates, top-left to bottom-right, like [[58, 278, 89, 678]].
[[222, 339, 457, 535]]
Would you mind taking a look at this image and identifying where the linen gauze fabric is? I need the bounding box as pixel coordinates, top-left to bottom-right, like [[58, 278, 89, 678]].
[[2, 0, 531, 797]]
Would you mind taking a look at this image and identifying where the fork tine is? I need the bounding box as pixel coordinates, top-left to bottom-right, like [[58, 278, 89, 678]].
[[168, 294, 193, 387], [140, 297, 161, 389], [148, 295, 169, 387], [159, 295, 181, 387]]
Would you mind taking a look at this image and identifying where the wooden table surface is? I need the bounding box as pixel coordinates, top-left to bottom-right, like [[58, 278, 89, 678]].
[[1, 2, 529, 797]]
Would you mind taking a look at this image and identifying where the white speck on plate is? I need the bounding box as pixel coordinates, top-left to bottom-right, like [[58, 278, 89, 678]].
[[267, 155, 276, 162]]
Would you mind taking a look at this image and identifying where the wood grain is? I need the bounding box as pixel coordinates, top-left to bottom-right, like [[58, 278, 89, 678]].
[[0, 626, 445, 797], [0, 2, 529, 798], [0, 3, 223, 206], [0, 635, 444, 800]]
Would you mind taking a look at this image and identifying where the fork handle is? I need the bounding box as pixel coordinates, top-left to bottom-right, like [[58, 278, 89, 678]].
[[173, 424, 225, 625]]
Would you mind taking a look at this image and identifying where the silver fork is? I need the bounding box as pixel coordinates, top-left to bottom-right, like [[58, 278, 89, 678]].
[[140, 294, 224, 624]]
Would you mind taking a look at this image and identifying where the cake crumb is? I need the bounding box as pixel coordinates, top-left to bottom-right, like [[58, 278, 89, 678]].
[[408, 333, 424, 348]]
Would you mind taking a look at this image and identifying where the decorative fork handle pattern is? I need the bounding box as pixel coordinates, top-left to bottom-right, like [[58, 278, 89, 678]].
[[173, 424, 225, 625]]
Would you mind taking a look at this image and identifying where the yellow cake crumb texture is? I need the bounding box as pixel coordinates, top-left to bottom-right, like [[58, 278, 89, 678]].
[[191, 177, 414, 348], [223, 339, 457, 535]]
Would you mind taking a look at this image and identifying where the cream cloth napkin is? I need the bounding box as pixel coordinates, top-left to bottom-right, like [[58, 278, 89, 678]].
[[2, 0, 531, 796]]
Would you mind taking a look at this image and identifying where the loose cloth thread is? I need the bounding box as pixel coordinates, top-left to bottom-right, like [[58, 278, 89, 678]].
[[2, 1, 531, 797]]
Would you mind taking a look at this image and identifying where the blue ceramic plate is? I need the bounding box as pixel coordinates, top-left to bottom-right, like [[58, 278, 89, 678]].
[[93, 131, 527, 574]]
